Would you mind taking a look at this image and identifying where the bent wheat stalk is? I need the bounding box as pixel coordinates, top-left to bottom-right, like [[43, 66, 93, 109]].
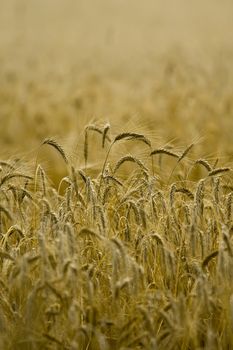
[[42, 138, 68, 164], [113, 155, 148, 174], [168, 143, 194, 184], [208, 167, 231, 177], [98, 132, 152, 196]]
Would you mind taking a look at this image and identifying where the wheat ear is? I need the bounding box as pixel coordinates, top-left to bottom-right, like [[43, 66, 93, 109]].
[[42, 138, 68, 164]]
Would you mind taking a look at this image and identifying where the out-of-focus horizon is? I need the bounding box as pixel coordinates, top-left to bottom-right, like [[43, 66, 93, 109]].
[[1, 0, 233, 71], [0, 0, 233, 179]]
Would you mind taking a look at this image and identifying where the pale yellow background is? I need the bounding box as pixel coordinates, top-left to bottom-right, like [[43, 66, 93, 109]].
[[0, 0, 233, 70]]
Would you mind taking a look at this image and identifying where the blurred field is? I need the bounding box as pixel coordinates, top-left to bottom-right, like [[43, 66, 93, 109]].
[[0, 1, 233, 349], [0, 0, 233, 162]]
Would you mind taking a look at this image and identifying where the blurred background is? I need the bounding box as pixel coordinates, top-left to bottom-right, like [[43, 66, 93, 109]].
[[1, 0, 233, 68], [0, 0, 233, 181]]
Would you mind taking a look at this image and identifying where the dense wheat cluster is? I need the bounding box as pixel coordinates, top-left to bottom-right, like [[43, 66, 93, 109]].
[[1, 1, 233, 349], [0, 107, 233, 349]]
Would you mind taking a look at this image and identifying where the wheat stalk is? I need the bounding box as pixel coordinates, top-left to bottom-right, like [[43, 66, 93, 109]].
[[0, 173, 33, 188], [208, 167, 231, 177], [99, 132, 151, 196], [150, 148, 179, 158], [178, 143, 194, 163], [113, 155, 148, 174], [102, 123, 111, 148], [175, 187, 194, 199], [114, 132, 151, 147], [42, 138, 68, 164], [202, 250, 219, 268], [195, 159, 212, 172]]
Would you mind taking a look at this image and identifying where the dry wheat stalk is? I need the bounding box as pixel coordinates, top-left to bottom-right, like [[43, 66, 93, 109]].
[[0, 173, 33, 188], [113, 155, 148, 174], [38, 165, 47, 197], [78, 228, 103, 240], [102, 123, 111, 148], [114, 132, 151, 147], [208, 167, 231, 177], [78, 169, 88, 184], [0, 205, 12, 220], [175, 187, 194, 199], [202, 250, 219, 268], [84, 129, 88, 167], [195, 159, 212, 172], [0, 161, 15, 171], [169, 183, 177, 208], [195, 179, 205, 217], [84, 124, 102, 167], [103, 175, 123, 187], [213, 177, 220, 204], [114, 277, 132, 298], [84, 123, 111, 167], [150, 148, 179, 158], [127, 200, 140, 225], [150, 232, 164, 247], [226, 192, 232, 222], [71, 166, 79, 199], [42, 138, 68, 164], [178, 143, 194, 163]]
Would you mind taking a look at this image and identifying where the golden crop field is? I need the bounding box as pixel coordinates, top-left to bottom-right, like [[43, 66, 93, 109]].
[[0, 1, 233, 349]]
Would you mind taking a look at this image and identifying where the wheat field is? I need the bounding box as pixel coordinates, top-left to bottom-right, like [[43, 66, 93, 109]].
[[0, 1, 233, 349]]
